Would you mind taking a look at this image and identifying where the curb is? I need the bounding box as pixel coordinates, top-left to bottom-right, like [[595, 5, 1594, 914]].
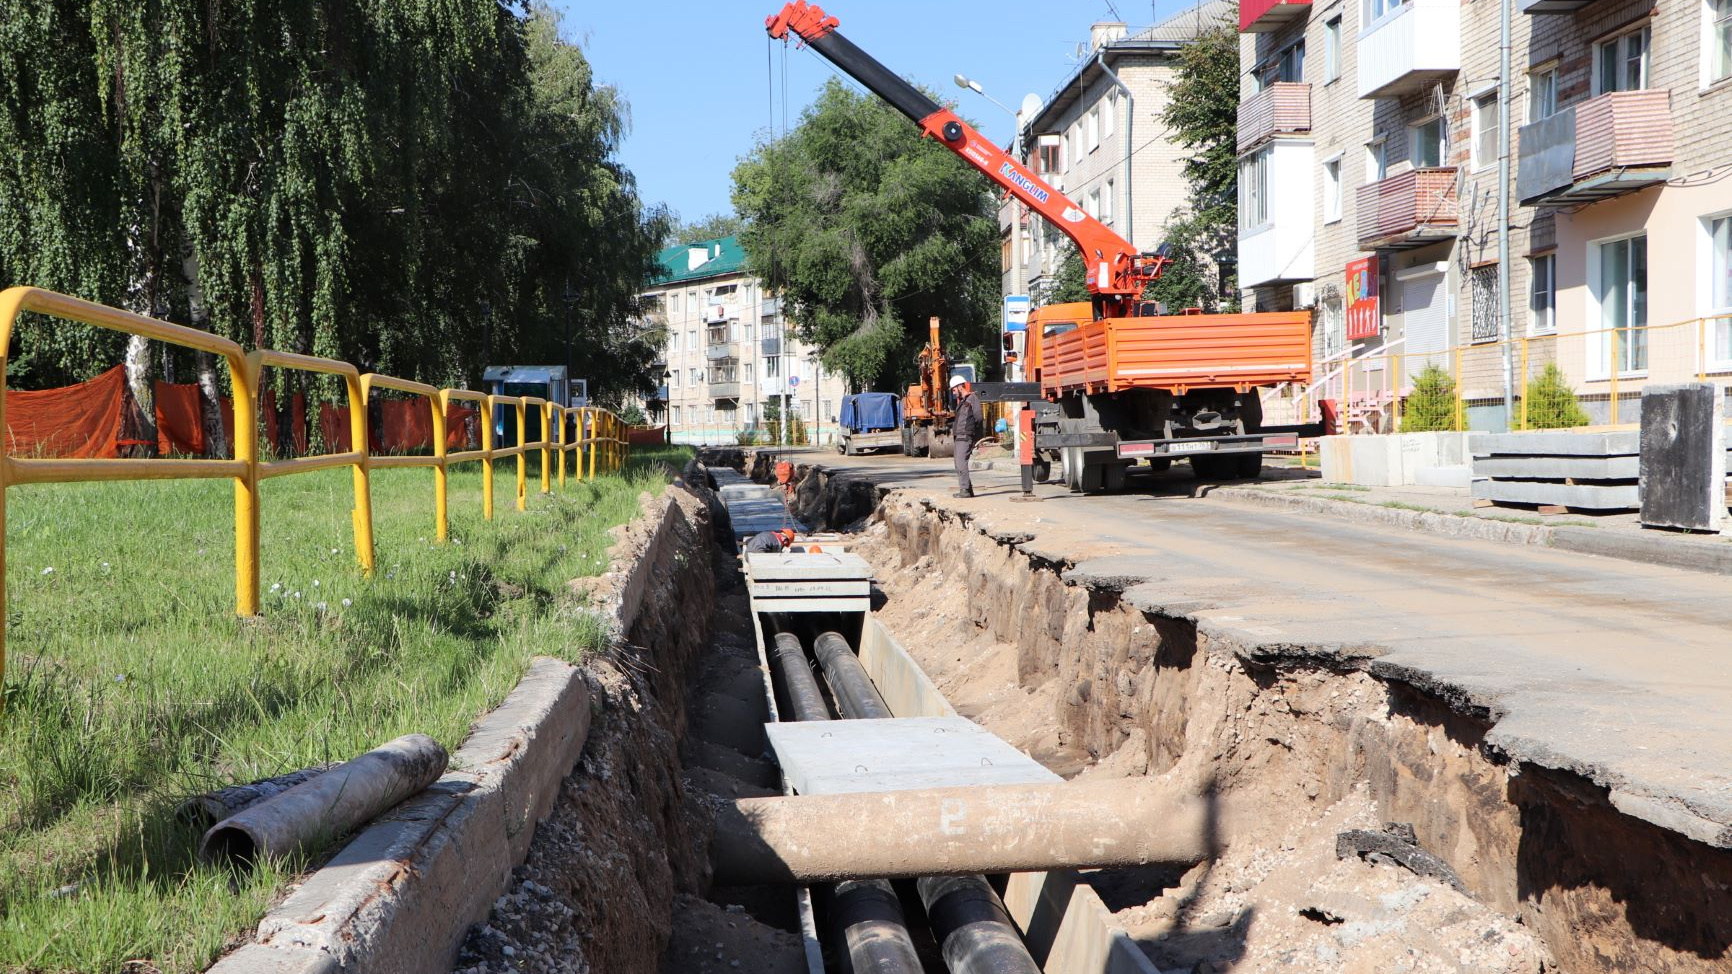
[[1212, 485, 1732, 577], [210, 483, 698, 974]]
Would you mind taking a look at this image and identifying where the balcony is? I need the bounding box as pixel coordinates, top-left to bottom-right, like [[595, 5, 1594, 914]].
[[1517, 91, 1673, 206], [704, 304, 729, 324], [1238, 141, 1315, 286], [1356, 168, 1458, 249], [761, 335, 782, 356], [706, 341, 739, 361], [1238, 83, 1311, 153], [1357, 0, 1460, 100], [650, 385, 669, 402], [710, 381, 741, 400], [1241, 0, 1311, 32], [1520, 0, 1599, 14]]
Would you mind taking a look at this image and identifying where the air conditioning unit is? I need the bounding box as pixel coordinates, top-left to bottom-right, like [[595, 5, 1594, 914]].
[[1293, 282, 1317, 309]]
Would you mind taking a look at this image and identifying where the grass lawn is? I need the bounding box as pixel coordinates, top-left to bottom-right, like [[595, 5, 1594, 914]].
[[0, 445, 691, 972]]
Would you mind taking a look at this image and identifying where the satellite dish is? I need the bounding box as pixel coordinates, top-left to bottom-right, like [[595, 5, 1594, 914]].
[[1020, 93, 1043, 120]]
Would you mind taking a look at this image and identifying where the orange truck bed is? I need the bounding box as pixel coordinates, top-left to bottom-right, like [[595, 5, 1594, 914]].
[[1037, 311, 1313, 397]]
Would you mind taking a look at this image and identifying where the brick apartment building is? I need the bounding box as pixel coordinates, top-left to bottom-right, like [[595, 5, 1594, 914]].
[[1002, 0, 1236, 305], [1239, 0, 1732, 429], [638, 236, 846, 446]]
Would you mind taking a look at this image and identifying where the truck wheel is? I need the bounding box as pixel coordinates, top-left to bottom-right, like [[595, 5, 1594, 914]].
[[1032, 457, 1052, 483], [1101, 462, 1128, 492], [1190, 454, 1229, 481], [837, 439, 847, 455], [930, 434, 954, 459], [1062, 448, 1084, 492], [1235, 452, 1263, 478], [1147, 457, 1172, 473]]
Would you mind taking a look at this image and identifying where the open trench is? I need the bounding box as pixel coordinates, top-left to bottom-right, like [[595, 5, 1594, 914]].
[[452, 453, 1732, 974]]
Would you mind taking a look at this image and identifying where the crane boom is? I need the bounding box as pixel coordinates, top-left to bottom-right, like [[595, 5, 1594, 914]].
[[766, 1, 1168, 318]]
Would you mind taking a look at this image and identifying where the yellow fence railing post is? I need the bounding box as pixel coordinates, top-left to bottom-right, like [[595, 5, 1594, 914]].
[[556, 405, 567, 489], [234, 359, 261, 619], [1610, 327, 1622, 426], [1699, 317, 1708, 382], [514, 399, 528, 512], [482, 395, 497, 519], [586, 408, 599, 480], [539, 402, 553, 495], [1452, 346, 1465, 432], [1519, 338, 1530, 430], [432, 395, 449, 542]]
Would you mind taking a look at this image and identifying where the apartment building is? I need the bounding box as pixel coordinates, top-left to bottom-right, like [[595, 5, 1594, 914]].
[[1001, 1, 1236, 304], [639, 236, 846, 446], [1239, 0, 1732, 429]]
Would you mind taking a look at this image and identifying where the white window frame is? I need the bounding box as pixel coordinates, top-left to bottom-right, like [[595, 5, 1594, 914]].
[[1471, 94, 1497, 172], [1367, 138, 1389, 182], [1529, 253, 1557, 336], [1587, 232, 1650, 379], [672, 406, 682, 426], [1322, 155, 1343, 224], [1528, 65, 1559, 121], [1361, 0, 1406, 30], [1240, 146, 1272, 231], [1324, 15, 1342, 82], [1086, 108, 1101, 153], [1104, 92, 1116, 139], [1409, 115, 1446, 169], [1702, 212, 1732, 370], [1707, 0, 1732, 86], [1102, 178, 1115, 224], [1086, 188, 1100, 220], [1593, 26, 1650, 95]]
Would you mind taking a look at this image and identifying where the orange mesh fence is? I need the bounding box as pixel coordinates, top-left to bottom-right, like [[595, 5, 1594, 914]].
[[154, 382, 204, 455], [5, 366, 125, 458], [446, 405, 478, 450]]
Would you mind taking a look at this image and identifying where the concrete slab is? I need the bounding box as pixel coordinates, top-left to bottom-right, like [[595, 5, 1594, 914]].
[[1414, 464, 1473, 488], [765, 716, 1059, 795], [745, 551, 874, 580], [1471, 430, 1641, 456], [1473, 455, 1641, 479], [1471, 478, 1640, 509]]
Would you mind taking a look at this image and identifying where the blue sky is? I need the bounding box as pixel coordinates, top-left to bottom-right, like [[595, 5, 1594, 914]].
[[555, 0, 1191, 225]]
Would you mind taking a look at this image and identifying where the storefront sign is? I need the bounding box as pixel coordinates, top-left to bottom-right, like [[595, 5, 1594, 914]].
[[1346, 257, 1380, 340]]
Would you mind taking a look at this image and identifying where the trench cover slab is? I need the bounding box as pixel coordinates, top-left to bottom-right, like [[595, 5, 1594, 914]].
[[765, 716, 1060, 795]]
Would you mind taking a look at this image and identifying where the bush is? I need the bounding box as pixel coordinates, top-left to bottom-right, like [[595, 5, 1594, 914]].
[[1522, 363, 1590, 429], [1402, 364, 1458, 432], [735, 427, 765, 446]]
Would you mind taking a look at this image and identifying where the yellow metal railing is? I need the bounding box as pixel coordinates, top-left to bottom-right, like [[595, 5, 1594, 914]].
[[0, 286, 631, 687], [1281, 314, 1732, 437]]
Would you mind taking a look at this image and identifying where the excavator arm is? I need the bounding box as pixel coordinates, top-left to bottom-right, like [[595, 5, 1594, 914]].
[[766, 1, 1168, 318]]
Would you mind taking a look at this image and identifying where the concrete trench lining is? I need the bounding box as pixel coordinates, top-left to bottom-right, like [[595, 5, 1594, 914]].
[[209, 479, 702, 974], [736, 450, 1732, 974]]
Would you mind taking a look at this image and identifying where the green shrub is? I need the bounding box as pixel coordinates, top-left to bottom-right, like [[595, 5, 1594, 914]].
[[1522, 363, 1590, 429], [1402, 364, 1458, 432]]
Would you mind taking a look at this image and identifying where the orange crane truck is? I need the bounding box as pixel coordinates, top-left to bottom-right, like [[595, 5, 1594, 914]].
[[766, 2, 1318, 492]]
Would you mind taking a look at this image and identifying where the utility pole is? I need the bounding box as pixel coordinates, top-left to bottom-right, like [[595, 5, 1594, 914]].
[[1498, 0, 1515, 427]]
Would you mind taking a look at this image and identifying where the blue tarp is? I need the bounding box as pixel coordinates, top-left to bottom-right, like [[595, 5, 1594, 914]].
[[840, 392, 900, 433]]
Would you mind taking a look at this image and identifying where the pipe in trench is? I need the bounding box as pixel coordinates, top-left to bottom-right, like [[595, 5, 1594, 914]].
[[812, 630, 893, 720], [918, 875, 1041, 974], [769, 628, 921, 973]]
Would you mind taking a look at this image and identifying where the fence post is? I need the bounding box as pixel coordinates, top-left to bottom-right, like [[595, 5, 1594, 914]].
[[515, 399, 528, 512], [587, 409, 599, 480], [347, 373, 376, 575], [1610, 328, 1621, 425], [1699, 317, 1708, 382], [1519, 339, 1530, 430], [432, 395, 450, 542], [556, 406, 567, 489], [482, 396, 497, 520], [231, 359, 262, 618], [539, 402, 552, 495], [1452, 347, 1465, 432]]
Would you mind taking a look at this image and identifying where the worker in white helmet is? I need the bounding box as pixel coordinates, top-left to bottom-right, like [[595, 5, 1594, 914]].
[[950, 374, 981, 498]]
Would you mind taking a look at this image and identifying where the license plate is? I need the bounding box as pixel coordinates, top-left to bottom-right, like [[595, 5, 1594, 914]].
[[1166, 440, 1216, 454]]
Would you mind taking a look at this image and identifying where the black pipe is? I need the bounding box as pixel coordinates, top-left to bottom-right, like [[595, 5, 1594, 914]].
[[771, 632, 831, 724], [916, 875, 1041, 974], [813, 631, 893, 720], [829, 879, 924, 974]]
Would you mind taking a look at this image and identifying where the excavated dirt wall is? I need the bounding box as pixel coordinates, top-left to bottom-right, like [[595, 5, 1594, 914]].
[[741, 453, 1732, 974]]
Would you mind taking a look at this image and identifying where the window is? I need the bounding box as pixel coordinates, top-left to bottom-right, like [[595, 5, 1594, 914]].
[[765, 356, 780, 378], [1324, 17, 1342, 82], [670, 292, 681, 313], [1714, 0, 1732, 83], [1240, 147, 1271, 230], [714, 283, 737, 296], [1038, 140, 1063, 174], [745, 403, 756, 424], [1277, 40, 1306, 83], [822, 399, 833, 420], [1362, 0, 1406, 27], [670, 370, 680, 389], [1409, 116, 1446, 169], [1323, 157, 1342, 223], [1086, 189, 1100, 220], [1595, 235, 1649, 375], [1102, 179, 1115, 224], [1709, 216, 1732, 365], [1320, 296, 1346, 358], [1472, 94, 1497, 171], [1367, 139, 1389, 181], [672, 406, 682, 425], [1595, 27, 1650, 94], [686, 329, 696, 350], [1104, 92, 1116, 138], [745, 363, 754, 383], [1471, 265, 1500, 343], [1086, 108, 1100, 152], [1529, 67, 1558, 121], [1529, 254, 1557, 335], [690, 367, 702, 385]]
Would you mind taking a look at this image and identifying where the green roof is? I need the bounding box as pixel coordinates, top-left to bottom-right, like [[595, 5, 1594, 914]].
[[653, 235, 748, 286]]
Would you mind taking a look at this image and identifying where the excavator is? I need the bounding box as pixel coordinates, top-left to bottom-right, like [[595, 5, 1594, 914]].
[[898, 317, 976, 458], [766, 2, 1318, 492]]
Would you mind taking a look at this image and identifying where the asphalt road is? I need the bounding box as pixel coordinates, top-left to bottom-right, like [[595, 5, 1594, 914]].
[[781, 446, 1732, 846]]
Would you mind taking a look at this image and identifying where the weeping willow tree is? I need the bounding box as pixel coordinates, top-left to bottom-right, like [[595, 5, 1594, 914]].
[[0, 0, 668, 452]]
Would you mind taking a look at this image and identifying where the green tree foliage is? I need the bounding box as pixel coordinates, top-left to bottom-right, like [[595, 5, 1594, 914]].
[[0, 2, 667, 402], [1147, 18, 1240, 312], [1402, 364, 1459, 432], [1047, 251, 1091, 306], [1523, 362, 1590, 429], [671, 213, 746, 246], [731, 80, 999, 391]]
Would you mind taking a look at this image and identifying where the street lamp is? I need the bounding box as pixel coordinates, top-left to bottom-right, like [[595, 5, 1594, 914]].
[[953, 74, 1017, 123]]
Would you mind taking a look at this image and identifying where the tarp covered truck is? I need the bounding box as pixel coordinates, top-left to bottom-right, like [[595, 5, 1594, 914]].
[[837, 392, 903, 456]]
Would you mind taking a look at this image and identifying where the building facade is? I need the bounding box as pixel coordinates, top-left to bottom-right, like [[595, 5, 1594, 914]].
[[1239, 0, 1732, 430], [639, 236, 847, 446], [1002, 2, 1237, 305]]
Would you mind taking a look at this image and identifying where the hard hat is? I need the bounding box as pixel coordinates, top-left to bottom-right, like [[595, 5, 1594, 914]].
[[949, 374, 967, 389], [776, 528, 795, 543], [807, 544, 824, 553]]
